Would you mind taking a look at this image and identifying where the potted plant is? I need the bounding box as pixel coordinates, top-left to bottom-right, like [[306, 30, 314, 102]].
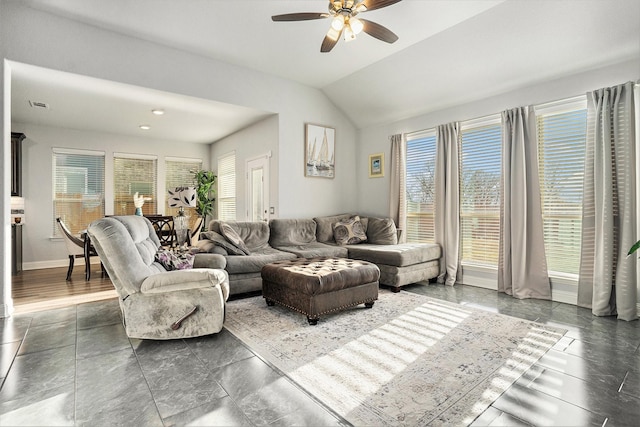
[[629, 240, 640, 257], [192, 169, 216, 232]]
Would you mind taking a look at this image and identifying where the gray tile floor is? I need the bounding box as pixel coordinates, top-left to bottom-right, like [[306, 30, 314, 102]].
[[1, 283, 639, 426]]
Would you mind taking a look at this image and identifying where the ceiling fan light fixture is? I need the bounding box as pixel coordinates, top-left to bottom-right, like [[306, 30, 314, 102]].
[[344, 24, 356, 42], [349, 17, 364, 34], [354, 2, 367, 13], [326, 27, 341, 41], [331, 15, 345, 31], [273, 0, 402, 53]]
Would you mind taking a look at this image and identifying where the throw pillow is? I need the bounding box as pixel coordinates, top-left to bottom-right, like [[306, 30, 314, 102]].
[[332, 216, 367, 246], [200, 231, 247, 256], [366, 217, 398, 245], [219, 222, 251, 255], [155, 247, 195, 271]]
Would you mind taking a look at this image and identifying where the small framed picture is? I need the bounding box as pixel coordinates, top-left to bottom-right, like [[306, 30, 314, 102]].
[[369, 153, 384, 178], [305, 123, 335, 178]]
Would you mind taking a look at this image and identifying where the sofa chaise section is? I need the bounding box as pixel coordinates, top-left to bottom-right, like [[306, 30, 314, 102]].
[[314, 214, 441, 291], [346, 243, 440, 289]]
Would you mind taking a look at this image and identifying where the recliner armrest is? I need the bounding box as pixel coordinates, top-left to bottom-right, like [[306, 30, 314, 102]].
[[193, 253, 227, 269], [141, 269, 229, 300]]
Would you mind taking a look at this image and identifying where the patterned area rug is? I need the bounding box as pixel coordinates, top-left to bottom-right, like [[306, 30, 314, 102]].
[[225, 289, 566, 426]]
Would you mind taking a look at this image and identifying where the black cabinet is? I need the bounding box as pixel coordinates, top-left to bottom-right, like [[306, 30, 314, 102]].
[[11, 132, 25, 197], [12, 224, 22, 275]]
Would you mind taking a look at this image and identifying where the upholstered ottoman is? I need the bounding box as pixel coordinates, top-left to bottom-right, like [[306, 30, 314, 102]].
[[261, 257, 380, 325]]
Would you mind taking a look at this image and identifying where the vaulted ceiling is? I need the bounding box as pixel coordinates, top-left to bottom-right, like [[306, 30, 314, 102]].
[[10, 0, 640, 142]]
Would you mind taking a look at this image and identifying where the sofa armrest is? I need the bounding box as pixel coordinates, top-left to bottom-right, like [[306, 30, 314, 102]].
[[193, 253, 227, 269], [141, 269, 229, 299]]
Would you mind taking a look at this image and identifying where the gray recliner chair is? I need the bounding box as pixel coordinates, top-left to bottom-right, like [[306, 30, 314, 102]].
[[87, 215, 229, 340]]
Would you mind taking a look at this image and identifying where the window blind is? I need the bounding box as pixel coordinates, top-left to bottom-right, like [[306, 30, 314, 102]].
[[405, 130, 437, 243], [460, 118, 502, 267], [537, 103, 587, 276], [113, 154, 157, 216], [217, 152, 236, 221], [52, 149, 105, 236], [165, 158, 202, 217]]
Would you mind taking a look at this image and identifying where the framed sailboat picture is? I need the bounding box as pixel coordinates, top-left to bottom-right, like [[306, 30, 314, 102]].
[[305, 123, 335, 178]]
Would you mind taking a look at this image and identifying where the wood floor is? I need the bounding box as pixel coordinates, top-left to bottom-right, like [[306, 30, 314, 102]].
[[11, 265, 117, 314]]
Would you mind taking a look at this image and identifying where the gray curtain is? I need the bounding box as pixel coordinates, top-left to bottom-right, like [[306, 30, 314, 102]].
[[389, 134, 407, 243], [578, 81, 638, 321], [499, 106, 551, 299], [435, 123, 460, 286]]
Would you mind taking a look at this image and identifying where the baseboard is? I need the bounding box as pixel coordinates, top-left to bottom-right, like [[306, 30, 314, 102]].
[[23, 260, 66, 270], [460, 280, 497, 291], [23, 258, 101, 271], [550, 289, 577, 305], [458, 265, 498, 290], [0, 302, 14, 318]]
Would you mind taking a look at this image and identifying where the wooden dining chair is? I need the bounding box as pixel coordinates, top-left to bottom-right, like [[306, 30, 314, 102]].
[[144, 215, 176, 246], [56, 217, 101, 281]]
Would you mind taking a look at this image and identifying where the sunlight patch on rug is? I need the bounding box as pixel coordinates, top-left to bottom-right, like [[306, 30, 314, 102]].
[[225, 290, 566, 426]]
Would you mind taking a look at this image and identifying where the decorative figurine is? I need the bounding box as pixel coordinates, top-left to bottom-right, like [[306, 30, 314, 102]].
[[133, 192, 152, 216]]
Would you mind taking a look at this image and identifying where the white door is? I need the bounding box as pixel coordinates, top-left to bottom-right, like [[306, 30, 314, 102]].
[[246, 155, 270, 222]]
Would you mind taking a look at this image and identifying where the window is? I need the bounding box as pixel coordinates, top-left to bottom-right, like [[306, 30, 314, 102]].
[[52, 148, 105, 236], [165, 157, 202, 217], [217, 152, 236, 221], [460, 117, 502, 267], [536, 97, 587, 276], [114, 153, 157, 216], [405, 130, 437, 243]]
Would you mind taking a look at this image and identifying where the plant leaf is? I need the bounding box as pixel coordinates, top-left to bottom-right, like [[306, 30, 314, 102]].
[[628, 240, 640, 257]]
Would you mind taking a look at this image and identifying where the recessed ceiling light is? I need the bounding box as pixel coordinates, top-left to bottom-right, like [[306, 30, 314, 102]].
[[139, 125, 151, 130], [151, 109, 164, 115]]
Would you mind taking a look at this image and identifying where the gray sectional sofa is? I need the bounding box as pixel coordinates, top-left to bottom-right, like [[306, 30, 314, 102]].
[[196, 214, 441, 296]]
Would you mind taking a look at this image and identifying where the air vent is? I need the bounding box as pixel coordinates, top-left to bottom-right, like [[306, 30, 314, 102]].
[[28, 100, 50, 109]]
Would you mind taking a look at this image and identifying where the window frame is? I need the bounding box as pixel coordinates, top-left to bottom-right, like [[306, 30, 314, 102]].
[[217, 151, 236, 221], [52, 148, 105, 237], [459, 115, 502, 268], [165, 156, 203, 218], [535, 95, 587, 280], [404, 129, 437, 244], [113, 152, 158, 216]]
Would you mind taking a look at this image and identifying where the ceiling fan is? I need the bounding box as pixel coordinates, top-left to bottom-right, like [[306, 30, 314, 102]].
[[272, 0, 402, 53]]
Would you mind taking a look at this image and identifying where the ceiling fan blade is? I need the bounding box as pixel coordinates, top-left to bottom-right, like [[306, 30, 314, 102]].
[[360, 19, 399, 44], [361, 0, 402, 12], [321, 28, 344, 53], [272, 12, 329, 22]]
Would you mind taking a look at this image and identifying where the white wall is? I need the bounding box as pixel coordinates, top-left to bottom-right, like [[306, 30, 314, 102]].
[[274, 96, 359, 218], [1, 59, 11, 316], [10, 123, 211, 269], [356, 58, 640, 217], [210, 115, 279, 221], [210, 109, 360, 221], [0, 1, 358, 315]]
